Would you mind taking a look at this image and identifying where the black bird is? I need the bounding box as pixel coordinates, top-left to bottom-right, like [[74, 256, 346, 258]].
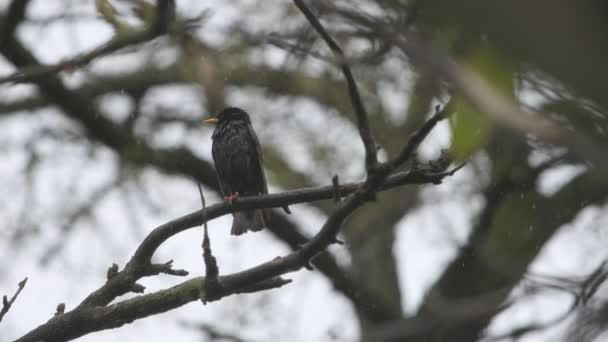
[[204, 107, 288, 235]]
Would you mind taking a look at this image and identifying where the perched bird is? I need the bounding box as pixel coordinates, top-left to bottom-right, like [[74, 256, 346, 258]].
[[204, 107, 289, 235]]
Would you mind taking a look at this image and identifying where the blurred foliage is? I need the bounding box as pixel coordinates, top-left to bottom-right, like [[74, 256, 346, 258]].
[[95, 0, 132, 33], [449, 45, 514, 160]]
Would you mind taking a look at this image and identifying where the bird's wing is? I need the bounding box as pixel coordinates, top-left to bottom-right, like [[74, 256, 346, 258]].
[[247, 124, 268, 196], [247, 124, 291, 215], [211, 137, 228, 196], [246, 124, 273, 222]]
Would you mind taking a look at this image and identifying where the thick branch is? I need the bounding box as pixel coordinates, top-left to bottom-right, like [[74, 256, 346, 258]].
[[15, 276, 277, 342], [14, 274, 285, 342]]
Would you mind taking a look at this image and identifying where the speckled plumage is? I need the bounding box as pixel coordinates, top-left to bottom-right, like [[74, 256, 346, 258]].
[[210, 107, 270, 235]]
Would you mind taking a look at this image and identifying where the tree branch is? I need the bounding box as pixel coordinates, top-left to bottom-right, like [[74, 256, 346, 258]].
[[77, 163, 459, 306], [16, 151, 460, 342], [317, 4, 608, 176], [293, 0, 379, 173], [0, 26, 398, 324], [388, 105, 446, 169]]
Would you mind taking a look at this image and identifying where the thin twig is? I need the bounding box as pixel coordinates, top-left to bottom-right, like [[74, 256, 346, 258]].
[[389, 105, 446, 169], [0, 277, 28, 324], [293, 0, 378, 173], [485, 262, 608, 341], [197, 182, 220, 304], [197, 183, 219, 290], [580, 261, 608, 304]]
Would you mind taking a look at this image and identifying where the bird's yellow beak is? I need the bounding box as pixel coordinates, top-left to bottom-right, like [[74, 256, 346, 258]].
[[202, 117, 218, 124]]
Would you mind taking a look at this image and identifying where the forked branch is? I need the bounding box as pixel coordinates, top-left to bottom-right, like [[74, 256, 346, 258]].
[[15, 112, 458, 342]]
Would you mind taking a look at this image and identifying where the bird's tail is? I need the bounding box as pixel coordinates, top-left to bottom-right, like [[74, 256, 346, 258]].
[[231, 209, 268, 235]]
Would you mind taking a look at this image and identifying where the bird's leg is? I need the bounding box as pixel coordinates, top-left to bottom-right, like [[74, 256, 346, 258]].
[[223, 192, 240, 205]]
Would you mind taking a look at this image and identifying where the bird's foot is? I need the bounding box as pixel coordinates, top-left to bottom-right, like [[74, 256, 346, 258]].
[[223, 192, 240, 205]]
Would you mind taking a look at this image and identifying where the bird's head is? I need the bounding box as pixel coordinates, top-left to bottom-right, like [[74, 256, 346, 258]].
[[203, 107, 251, 126]]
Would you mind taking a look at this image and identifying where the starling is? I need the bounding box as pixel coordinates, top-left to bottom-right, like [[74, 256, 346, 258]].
[[204, 107, 288, 235]]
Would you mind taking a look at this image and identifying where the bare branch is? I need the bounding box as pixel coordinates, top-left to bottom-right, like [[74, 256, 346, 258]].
[[77, 162, 458, 307], [293, 0, 379, 172], [197, 183, 221, 304], [389, 105, 446, 170], [486, 262, 608, 341], [16, 137, 458, 342], [15, 273, 292, 342], [143, 164, 458, 265], [145, 260, 189, 277], [580, 261, 608, 304], [197, 183, 219, 280]]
